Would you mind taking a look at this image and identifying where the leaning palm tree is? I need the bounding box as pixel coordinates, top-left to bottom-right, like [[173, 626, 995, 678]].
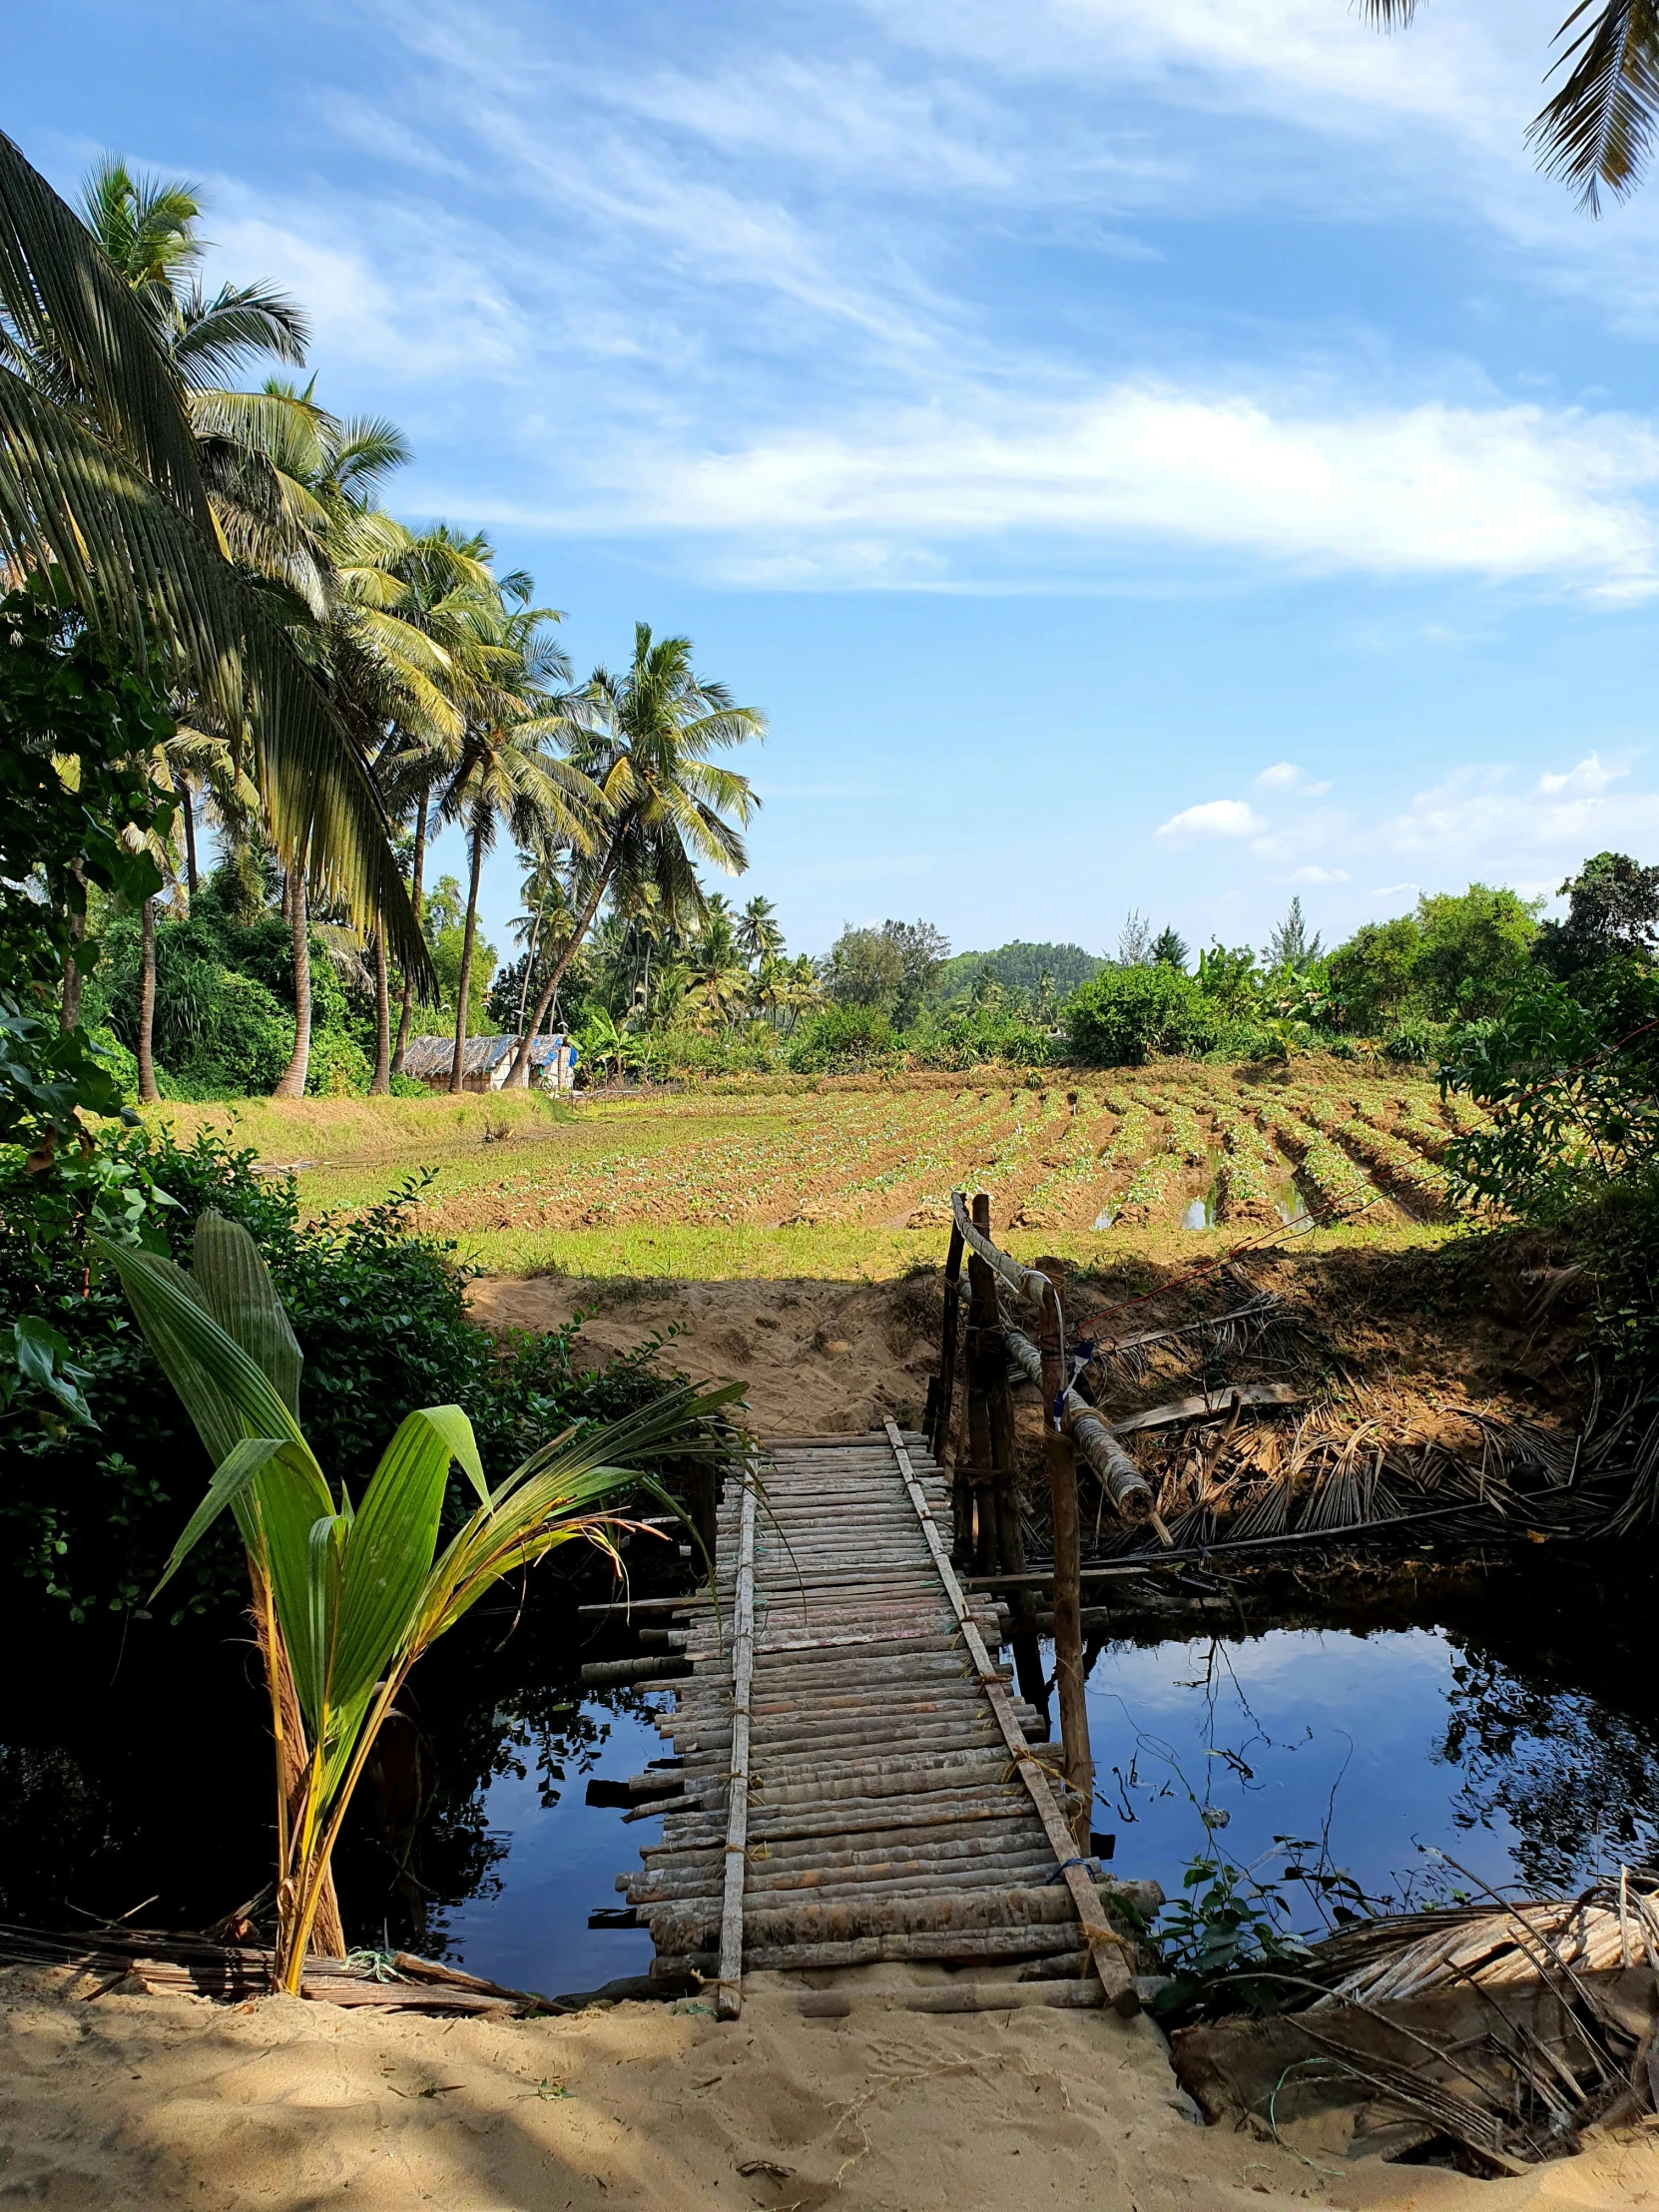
[[1363, 2, 1659, 212], [0, 132, 427, 977], [503, 625, 765, 1087]]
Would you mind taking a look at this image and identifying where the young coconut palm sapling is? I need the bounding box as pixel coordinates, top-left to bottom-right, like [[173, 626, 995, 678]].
[[97, 1212, 741, 1993]]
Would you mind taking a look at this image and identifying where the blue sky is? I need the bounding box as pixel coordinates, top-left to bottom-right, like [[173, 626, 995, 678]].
[[13, 0, 1659, 966]]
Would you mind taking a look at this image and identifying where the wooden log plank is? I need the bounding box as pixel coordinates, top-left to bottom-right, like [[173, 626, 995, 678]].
[[715, 1470, 756, 2021]]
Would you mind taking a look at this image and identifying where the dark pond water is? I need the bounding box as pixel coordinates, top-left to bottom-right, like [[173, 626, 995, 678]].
[[1, 1558, 1654, 1986]]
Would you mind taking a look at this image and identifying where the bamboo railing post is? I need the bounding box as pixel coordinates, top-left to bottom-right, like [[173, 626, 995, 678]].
[[931, 1222, 965, 1459], [1035, 1257, 1093, 1855], [966, 1196, 998, 1576], [882, 1419, 1137, 2016], [985, 1340, 1047, 1726]]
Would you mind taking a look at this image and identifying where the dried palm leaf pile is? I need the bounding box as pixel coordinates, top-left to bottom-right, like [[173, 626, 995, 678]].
[[0, 1920, 684, 2016], [1170, 1872, 1659, 2175], [1044, 1268, 1659, 1563]]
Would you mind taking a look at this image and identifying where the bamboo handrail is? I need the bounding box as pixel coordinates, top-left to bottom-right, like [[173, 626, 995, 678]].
[[714, 1469, 757, 2020], [882, 1420, 1137, 2016], [1002, 1327, 1156, 1524], [945, 1191, 1094, 1845]]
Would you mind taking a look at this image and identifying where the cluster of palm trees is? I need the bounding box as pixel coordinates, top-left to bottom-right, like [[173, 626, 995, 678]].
[[1, 133, 764, 1099], [527, 886, 825, 1078]]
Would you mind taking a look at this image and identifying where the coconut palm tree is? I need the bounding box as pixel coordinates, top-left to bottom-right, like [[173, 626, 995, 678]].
[[1363, 2, 1659, 212], [375, 527, 509, 1081], [687, 901, 753, 1031], [737, 893, 784, 968], [504, 625, 765, 1087], [256, 412, 475, 1097], [433, 598, 602, 1092], [0, 132, 426, 974]]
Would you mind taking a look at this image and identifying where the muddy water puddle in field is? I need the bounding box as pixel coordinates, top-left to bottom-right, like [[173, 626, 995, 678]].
[[1, 1561, 1652, 1990]]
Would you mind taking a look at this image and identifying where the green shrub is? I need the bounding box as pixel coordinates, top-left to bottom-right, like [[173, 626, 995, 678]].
[[389, 1071, 428, 1099], [787, 1004, 896, 1073], [1383, 1015, 1442, 1063], [87, 1025, 139, 1103], [1064, 966, 1219, 1065], [305, 1026, 371, 1095], [0, 1125, 698, 1621]]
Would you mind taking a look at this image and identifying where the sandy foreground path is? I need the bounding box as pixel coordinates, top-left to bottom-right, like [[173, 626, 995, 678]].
[[3, 1969, 1654, 2212]]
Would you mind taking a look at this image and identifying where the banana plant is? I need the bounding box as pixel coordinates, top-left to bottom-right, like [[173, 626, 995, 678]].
[[94, 1211, 742, 1992]]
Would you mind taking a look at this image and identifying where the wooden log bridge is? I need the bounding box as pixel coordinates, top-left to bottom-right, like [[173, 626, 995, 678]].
[[616, 1419, 1143, 2021]]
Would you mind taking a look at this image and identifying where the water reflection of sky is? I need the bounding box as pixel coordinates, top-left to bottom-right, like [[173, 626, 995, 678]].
[[444, 1696, 669, 1997], [436, 1622, 1657, 1995], [1087, 1628, 1526, 1922]]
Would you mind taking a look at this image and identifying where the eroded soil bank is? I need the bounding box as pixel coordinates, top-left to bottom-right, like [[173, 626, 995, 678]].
[[468, 1226, 1589, 1443], [5, 1966, 1654, 2210]]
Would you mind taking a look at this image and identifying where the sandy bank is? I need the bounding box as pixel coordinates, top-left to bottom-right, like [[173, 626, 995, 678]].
[[469, 1274, 941, 1436], [7, 1968, 1653, 2210]]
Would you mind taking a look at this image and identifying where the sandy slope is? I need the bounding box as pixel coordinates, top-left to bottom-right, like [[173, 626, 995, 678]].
[[5, 1968, 1654, 2211], [469, 1274, 943, 1436]]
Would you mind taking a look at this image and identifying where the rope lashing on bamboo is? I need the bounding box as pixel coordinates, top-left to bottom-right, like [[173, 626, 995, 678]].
[[950, 1191, 1061, 1325], [1002, 1325, 1156, 1525]]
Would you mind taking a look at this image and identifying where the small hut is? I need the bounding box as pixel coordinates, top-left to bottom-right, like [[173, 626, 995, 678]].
[[400, 1035, 577, 1093]]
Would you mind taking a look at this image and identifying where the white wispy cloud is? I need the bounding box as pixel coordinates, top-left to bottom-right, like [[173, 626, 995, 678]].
[[1157, 799, 1267, 838], [566, 383, 1659, 595]]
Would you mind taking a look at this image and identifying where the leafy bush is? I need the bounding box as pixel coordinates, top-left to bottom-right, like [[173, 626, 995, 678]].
[[1064, 965, 1219, 1065], [1442, 956, 1659, 1370], [305, 1025, 371, 1095], [787, 1003, 897, 1073], [1382, 1014, 1443, 1063], [0, 1124, 699, 1621]]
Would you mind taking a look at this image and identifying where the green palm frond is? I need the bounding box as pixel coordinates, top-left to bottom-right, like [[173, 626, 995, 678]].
[[1529, 0, 1659, 210], [172, 278, 309, 386], [0, 131, 432, 985]]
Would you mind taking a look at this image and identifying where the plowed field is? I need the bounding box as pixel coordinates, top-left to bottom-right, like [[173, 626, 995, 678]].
[[282, 1061, 1474, 1281]]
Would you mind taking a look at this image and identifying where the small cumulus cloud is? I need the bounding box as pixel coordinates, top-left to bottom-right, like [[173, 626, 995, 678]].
[[1156, 799, 1266, 839], [1535, 752, 1624, 798], [1372, 882, 1419, 898], [1254, 762, 1332, 797], [1289, 865, 1350, 883]]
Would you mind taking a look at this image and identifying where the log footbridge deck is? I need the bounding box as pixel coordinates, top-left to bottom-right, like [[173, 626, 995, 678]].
[[614, 1410, 1142, 2021]]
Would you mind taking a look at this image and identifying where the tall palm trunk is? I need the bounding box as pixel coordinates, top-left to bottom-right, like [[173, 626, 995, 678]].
[[391, 793, 430, 1076], [504, 854, 614, 1087], [370, 932, 391, 1095], [180, 779, 198, 898], [136, 894, 160, 1103], [448, 819, 486, 1093], [515, 908, 545, 1035], [274, 863, 312, 1098]]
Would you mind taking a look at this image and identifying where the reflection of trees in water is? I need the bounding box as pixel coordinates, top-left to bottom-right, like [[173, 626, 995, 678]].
[[1437, 1648, 1659, 1893], [329, 1590, 647, 1957]]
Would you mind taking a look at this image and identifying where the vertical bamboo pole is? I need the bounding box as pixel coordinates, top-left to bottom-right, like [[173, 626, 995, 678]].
[[931, 1221, 965, 1459], [1036, 1256, 1093, 1853], [966, 1196, 998, 1575], [985, 1344, 1048, 1726]]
